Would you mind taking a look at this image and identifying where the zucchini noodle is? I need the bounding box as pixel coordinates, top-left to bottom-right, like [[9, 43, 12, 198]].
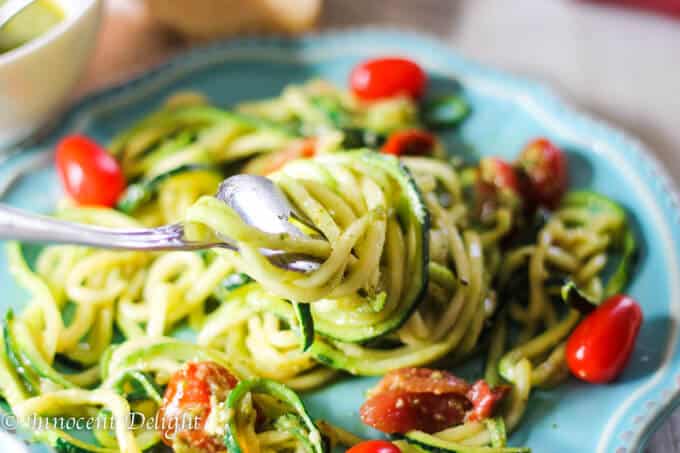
[[0, 80, 637, 453]]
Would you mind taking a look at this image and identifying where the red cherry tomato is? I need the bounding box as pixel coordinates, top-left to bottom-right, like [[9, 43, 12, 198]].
[[347, 440, 402, 453], [158, 361, 238, 450], [360, 390, 469, 434], [479, 157, 520, 195], [465, 380, 511, 422], [360, 368, 509, 434], [566, 294, 643, 384], [371, 368, 469, 395], [350, 57, 427, 101], [476, 157, 522, 217], [381, 130, 436, 156], [517, 138, 568, 209], [55, 135, 126, 207]]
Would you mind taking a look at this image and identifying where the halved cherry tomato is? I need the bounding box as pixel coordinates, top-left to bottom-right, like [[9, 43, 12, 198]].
[[371, 367, 469, 396], [347, 440, 402, 453], [360, 390, 470, 434], [350, 57, 427, 101], [566, 294, 643, 384], [381, 130, 436, 156], [516, 137, 568, 209], [475, 157, 522, 220], [158, 361, 238, 450], [55, 135, 126, 207], [479, 157, 520, 195], [360, 368, 508, 434], [465, 380, 511, 422]]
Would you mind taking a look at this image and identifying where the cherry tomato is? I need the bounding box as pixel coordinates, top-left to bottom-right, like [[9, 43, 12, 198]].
[[347, 440, 402, 453], [475, 157, 522, 220], [517, 138, 568, 209], [350, 57, 427, 100], [55, 135, 126, 207], [566, 294, 643, 384], [158, 361, 238, 450], [381, 130, 436, 156], [360, 368, 509, 434], [479, 157, 520, 195], [360, 390, 469, 434], [371, 367, 469, 395], [465, 380, 511, 422]]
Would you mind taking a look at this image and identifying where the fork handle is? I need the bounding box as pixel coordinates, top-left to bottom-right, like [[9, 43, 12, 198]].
[[0, 203, 206, 251]]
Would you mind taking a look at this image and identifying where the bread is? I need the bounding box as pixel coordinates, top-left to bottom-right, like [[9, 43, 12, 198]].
[[145, 0, 322, 40]]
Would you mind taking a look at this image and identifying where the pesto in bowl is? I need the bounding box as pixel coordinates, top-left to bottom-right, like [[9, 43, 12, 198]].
[[0, 0, 64, 53]]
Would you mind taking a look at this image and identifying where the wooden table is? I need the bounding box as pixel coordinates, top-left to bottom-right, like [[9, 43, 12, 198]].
[[82, 1, 680, 451]]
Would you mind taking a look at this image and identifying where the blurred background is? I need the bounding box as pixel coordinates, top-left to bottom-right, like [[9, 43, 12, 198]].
[[82, 0, 680, 188], [41, 0, 680, 451]]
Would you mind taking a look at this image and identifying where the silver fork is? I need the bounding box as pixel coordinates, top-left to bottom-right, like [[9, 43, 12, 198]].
[[0, 174, 322, 272]]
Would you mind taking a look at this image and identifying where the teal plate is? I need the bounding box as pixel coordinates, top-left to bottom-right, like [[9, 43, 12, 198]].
[[1, 30, 679, 453]]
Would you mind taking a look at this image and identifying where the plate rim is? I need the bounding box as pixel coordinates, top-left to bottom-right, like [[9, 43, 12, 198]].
[[2, 27, 680, 453]]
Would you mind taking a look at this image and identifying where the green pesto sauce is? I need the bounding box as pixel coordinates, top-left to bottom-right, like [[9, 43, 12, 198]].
[[0, 0, 64, 53]]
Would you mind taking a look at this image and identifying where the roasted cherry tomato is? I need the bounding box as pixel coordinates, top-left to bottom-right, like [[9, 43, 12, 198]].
[[158, 361, 238, 451], [55, 135, 126, 207], [566, 294, 643, 384], [360, 390, 469, 434], [372, 368, 469, 395], [347, 440, 402, 453], [381, 130, 436, 156], [516, 137, 568, 209], [360, 367, 508, 434], [465, 380, 510, 422], [350, 57, 427, 100]]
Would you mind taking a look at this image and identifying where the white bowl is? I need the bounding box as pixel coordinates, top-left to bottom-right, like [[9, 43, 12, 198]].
[[0, 0, 102, 147]]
